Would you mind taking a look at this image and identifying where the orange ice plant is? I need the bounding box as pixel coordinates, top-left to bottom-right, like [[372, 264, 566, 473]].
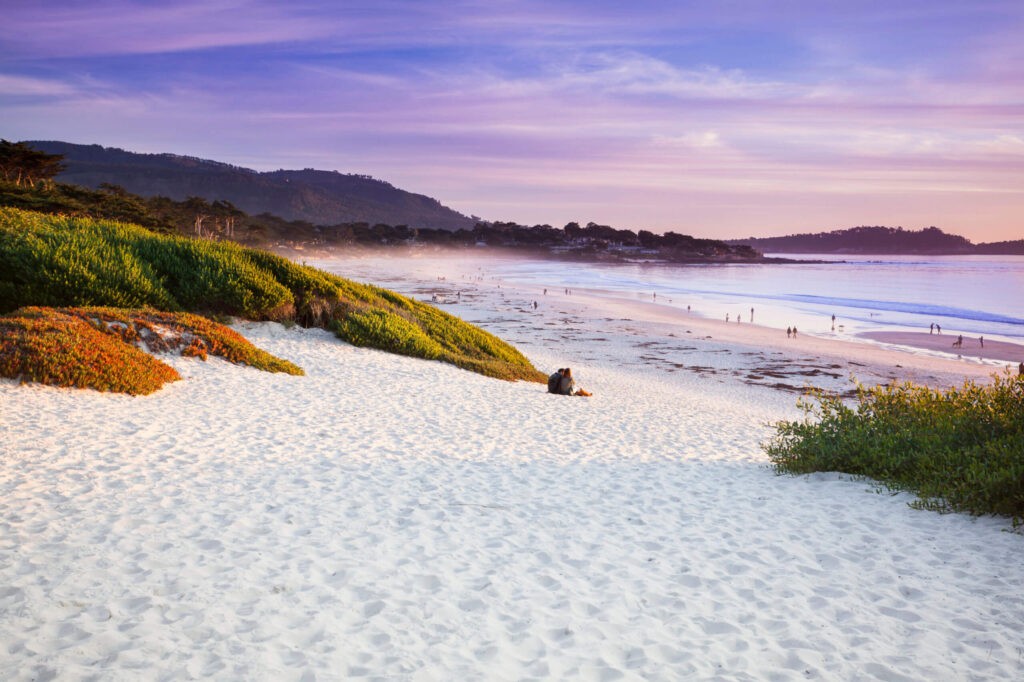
[[0, 307, 302, 395]]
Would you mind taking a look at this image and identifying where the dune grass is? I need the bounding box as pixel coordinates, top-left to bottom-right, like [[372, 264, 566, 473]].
[[0, 307, 303, 395], [0, 207, 545, 383], [764, 373, 1024, 525]]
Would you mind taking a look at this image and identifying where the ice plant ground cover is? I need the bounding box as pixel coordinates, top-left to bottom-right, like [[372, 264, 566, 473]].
[[0, 207, 544, 382], [0, 306, 302, 395]]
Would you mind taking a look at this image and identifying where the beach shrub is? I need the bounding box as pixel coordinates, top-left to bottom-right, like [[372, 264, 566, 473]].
[[764, 373, 1024, 525], [0, 207, 544, 382], [333, 308, 446, 359], [0, 306, 303, 395], [0, 307, 181, 395]]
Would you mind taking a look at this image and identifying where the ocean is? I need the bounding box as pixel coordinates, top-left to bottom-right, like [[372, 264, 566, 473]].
[[315, 251, 1024, 345], [462, 253, 1024, 344]]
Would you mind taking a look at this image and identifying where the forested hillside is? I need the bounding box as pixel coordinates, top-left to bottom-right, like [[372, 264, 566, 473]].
[[27, 140, 476, 230], [729, 226, 1024, 255]]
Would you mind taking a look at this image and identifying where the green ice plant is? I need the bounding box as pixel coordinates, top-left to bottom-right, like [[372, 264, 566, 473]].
[[0, 207, 544, 383]]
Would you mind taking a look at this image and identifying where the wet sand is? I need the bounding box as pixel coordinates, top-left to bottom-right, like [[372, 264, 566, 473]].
[[860, 331, 1024, 365]]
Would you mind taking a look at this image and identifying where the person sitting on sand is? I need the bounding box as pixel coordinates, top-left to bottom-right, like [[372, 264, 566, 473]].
[[558, 367, 592, 397], [548, 368, 564, 394]]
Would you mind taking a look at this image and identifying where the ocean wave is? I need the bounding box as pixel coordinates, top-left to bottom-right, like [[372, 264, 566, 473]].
[[782, 294, 1024, 326]]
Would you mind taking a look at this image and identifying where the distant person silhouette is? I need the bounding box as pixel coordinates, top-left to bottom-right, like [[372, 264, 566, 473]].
[[786, 327, 792, 338], [929, 323, 934, 334]]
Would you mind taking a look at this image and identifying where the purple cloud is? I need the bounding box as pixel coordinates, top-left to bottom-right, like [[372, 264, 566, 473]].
[[3, 1, 1023, 241]]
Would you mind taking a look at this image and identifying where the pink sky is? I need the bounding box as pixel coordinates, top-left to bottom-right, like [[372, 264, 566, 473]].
[[3, 1, 1023, 241]]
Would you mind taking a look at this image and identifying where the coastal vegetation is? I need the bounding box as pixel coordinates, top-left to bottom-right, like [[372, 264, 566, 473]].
[[5, 140, 761, 261], [0, 307, 181, 395], [0, 306, 302, 395], [0, 172, 761, 262], [0, 207, 545, 391], [765, 374, 1024, 525]]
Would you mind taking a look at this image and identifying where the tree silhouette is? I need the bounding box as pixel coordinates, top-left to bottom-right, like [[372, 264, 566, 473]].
[[0, 140, 66, 187]]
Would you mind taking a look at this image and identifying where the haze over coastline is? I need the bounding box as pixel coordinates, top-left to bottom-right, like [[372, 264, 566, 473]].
[[4, 1, 1024, 241]]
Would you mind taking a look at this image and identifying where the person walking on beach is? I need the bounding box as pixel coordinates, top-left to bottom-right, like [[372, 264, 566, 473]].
[[750, 307, 754, 323], [559, 367, 592, 397], [936, 324, 941, 334], [547, 368, 564, 394], [930, 323, 934, 334], [793, 326, 798, 337], [786, 327, 792, 338], [726, 313, 730, 323], [979, 336, 984, 348]]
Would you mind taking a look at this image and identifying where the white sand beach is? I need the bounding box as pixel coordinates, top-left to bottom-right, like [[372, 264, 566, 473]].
[[2, 255, 1023, 681]]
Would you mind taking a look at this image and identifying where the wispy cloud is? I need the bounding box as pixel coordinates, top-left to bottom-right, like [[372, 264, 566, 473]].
[[3, 1, 332, 58], [0, 74, 79, 97], [3, 1, 1023, 240]]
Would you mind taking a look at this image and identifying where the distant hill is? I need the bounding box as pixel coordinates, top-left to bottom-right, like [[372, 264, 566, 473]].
[[728, 226, 1024, 255], [25, 141, 476, 230]]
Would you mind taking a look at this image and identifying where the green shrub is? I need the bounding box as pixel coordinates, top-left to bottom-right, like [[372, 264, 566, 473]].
[[0, 207, 544, 382], [332, 308, 446, 358], [764, 373, 1024, 525]]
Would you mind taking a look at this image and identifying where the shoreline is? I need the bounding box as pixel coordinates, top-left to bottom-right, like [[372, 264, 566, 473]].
[[313, 254, 1018, 396], [860, 330, 1024, 364]]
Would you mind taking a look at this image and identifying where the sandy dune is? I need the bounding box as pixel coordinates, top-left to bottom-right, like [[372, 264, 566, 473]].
[[2, 257, 1022, 681]]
